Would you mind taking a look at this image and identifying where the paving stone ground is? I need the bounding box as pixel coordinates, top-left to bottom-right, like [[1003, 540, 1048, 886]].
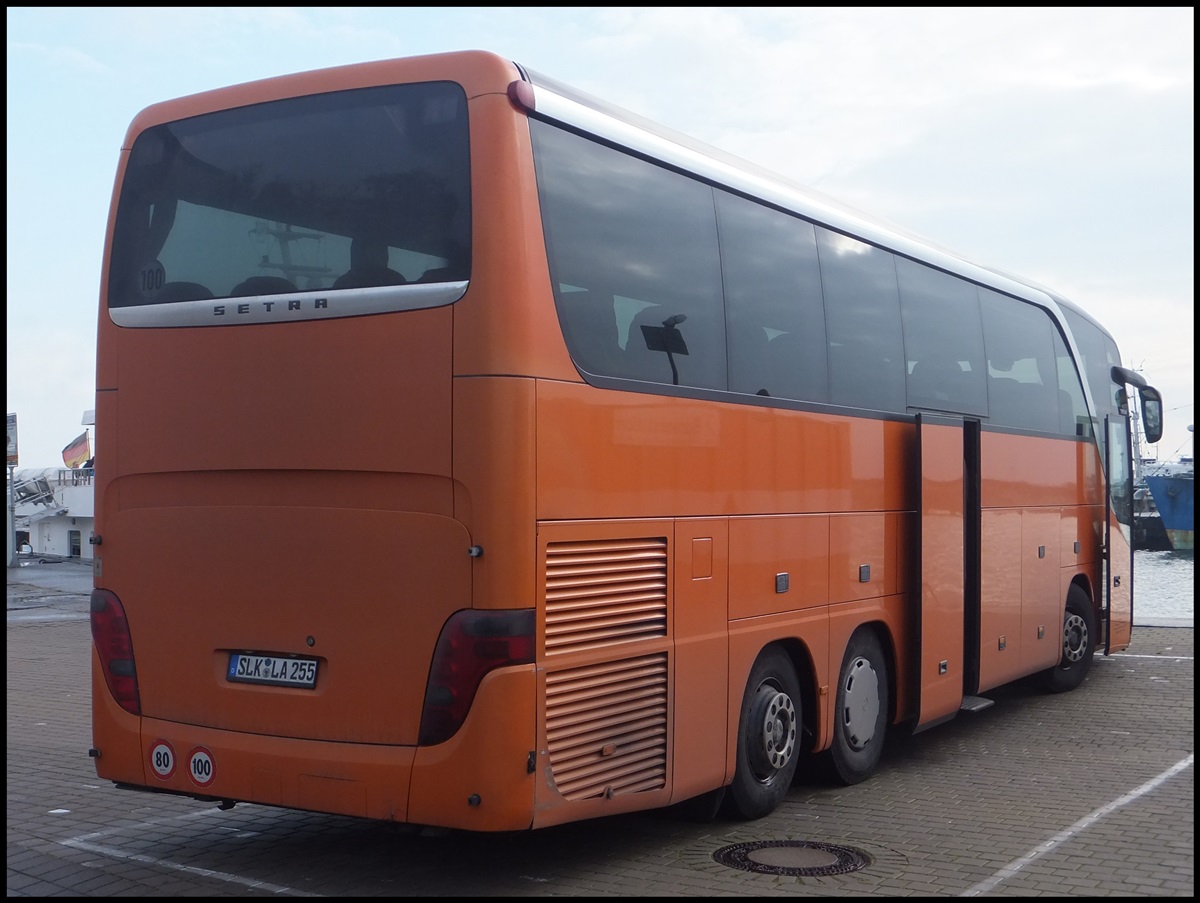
[[8, 559, 1194, 896]]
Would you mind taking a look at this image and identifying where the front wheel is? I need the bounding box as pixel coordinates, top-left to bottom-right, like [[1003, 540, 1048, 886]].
[[828, 629, 889, 785], [1038, 585, 1096, 693], [723, 647, 801, 820]]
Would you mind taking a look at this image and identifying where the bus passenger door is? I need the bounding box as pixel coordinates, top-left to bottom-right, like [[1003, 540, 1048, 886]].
[[913, 415, 982, 732], [1104, 414, 1134, 652]]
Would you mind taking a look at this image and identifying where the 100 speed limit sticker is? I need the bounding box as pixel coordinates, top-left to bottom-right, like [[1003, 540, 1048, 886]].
[[187, 746, 216, 787]]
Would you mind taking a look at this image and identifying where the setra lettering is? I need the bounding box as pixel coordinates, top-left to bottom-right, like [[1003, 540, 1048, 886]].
[[213, 298, 330, 317]]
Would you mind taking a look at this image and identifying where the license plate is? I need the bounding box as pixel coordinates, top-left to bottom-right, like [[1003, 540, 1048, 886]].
[[227, 653, 318, 688]]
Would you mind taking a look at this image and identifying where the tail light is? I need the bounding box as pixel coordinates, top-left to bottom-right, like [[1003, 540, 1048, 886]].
[[418, 609, 535, 746], [90, 589, 141, 715]]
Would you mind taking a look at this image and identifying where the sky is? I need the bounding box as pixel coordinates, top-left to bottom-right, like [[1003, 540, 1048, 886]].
[[6, 6, 1194, 468]]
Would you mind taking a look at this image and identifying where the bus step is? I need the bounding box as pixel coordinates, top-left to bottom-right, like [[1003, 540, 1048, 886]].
[[960, 695, 994, 712]]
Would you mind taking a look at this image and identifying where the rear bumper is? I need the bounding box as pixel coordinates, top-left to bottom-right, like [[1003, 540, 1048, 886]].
[[93, 659, 538, 831]]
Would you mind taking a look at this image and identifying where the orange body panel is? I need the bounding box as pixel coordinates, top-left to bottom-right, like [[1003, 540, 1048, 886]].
[[669, 518, 731, 803], [1021, 509, 1063, 673], [127, 716, 418, 822], [452, 94, 580, 385], [452, 377, 538, 611], [90, 654, 146, 782], [534, 380, 911, 519], [1106, 510, 1135, 651], [979, 507, 1026, 689], [917, 421, 967, 727], [728, 515, 830, 619], [975, 431, 1106, 690], [829, 513, 903, 602], [409, 668, 538, 831]]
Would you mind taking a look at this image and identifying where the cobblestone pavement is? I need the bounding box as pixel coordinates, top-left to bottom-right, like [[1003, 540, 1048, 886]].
[[8, 560, 1194, 896]]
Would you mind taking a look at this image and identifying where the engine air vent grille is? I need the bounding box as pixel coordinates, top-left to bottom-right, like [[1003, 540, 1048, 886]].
[[545, 537, 668, 655], [545, 653, 669, 801]]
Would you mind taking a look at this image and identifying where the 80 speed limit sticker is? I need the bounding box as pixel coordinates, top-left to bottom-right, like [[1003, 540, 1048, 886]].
[[149, 740, 176, 779], [187, 746, 216, 787]]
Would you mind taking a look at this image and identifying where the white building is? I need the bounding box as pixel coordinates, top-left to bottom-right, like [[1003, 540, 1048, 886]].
[[9, 466, 95, 561], [7, 409, 95, 565]]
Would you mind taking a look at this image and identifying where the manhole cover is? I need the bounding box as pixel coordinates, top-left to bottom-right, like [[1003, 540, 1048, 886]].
[[713, 840, 871, 876]]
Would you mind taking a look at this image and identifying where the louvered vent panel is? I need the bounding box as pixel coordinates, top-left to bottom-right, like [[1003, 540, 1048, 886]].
[[546, 654, 668, 801], [545, 538, 667, 655]]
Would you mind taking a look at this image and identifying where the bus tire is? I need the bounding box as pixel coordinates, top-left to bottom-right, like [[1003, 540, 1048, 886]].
[[829, 629, 889, 786], [724, 647, 801, 820], [1039, 585, 1096, 693]]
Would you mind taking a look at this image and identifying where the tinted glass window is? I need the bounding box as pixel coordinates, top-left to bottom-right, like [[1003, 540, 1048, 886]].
[[532, 122, 725, 390], [716, 191, 828, 401], [1052, 327, 1094, 438], [109, 82, 471, 307], [896, 257, 987, 415], [1062, 307, 1122, 421], [816, 229, 906, 412], [980, 289, 1059, 432], [1062, 307, 1124, 462]]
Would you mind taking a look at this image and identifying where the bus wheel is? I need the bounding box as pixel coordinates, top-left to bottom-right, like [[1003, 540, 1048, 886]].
[[829, 630, 889, 786], [724, 647, 801, 820], [1039, 585, 1096, 693]]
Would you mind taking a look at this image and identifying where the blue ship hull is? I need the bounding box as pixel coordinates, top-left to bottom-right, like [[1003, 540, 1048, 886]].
[[1144, 473, 1195, 551]]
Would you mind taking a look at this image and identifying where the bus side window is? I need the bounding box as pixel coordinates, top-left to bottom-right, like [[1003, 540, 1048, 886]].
[[817, 227, 906, 413], [986, 355, 1058, 432], [980, 289, 1059, 432], [765, 331, 821, 400], [626, 304, 682, 385], [557, 289, 624, 377], [908, 355, 968, 409], [1052, 327, 1093, 438], [730, 325, 772, 396], [716, 189, 827, 403], [897, 256, 987, 415]]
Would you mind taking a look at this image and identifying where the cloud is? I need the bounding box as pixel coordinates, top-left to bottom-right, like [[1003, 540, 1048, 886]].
[[4, 6, 1193, 463]]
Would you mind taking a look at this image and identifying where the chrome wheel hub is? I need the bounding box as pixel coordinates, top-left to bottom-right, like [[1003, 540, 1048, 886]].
[[1063, 612, 1089, 663], [752, 686, 797, 777]]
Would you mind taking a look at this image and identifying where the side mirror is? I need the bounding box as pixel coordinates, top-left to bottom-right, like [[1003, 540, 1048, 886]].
[[1140, 387, 1163, 445]]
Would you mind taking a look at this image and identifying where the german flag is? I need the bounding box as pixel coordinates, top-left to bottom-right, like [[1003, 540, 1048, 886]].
[[62, 431, 90, 469]]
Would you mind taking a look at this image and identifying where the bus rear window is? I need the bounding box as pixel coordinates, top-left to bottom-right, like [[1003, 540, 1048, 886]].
[[108, 81, 470, 314]]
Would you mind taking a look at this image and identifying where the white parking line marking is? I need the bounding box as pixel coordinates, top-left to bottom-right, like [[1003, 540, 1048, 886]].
[[61, 809, 323, 896], [960, 754, 1195, 896]]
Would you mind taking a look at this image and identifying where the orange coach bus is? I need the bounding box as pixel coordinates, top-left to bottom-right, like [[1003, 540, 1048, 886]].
[[89, 49, 1163, 832]]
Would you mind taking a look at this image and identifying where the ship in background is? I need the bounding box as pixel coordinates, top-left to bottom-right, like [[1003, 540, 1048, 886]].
[[1140, 424, 1194, 552], [1143, 424, 1194, 552]]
